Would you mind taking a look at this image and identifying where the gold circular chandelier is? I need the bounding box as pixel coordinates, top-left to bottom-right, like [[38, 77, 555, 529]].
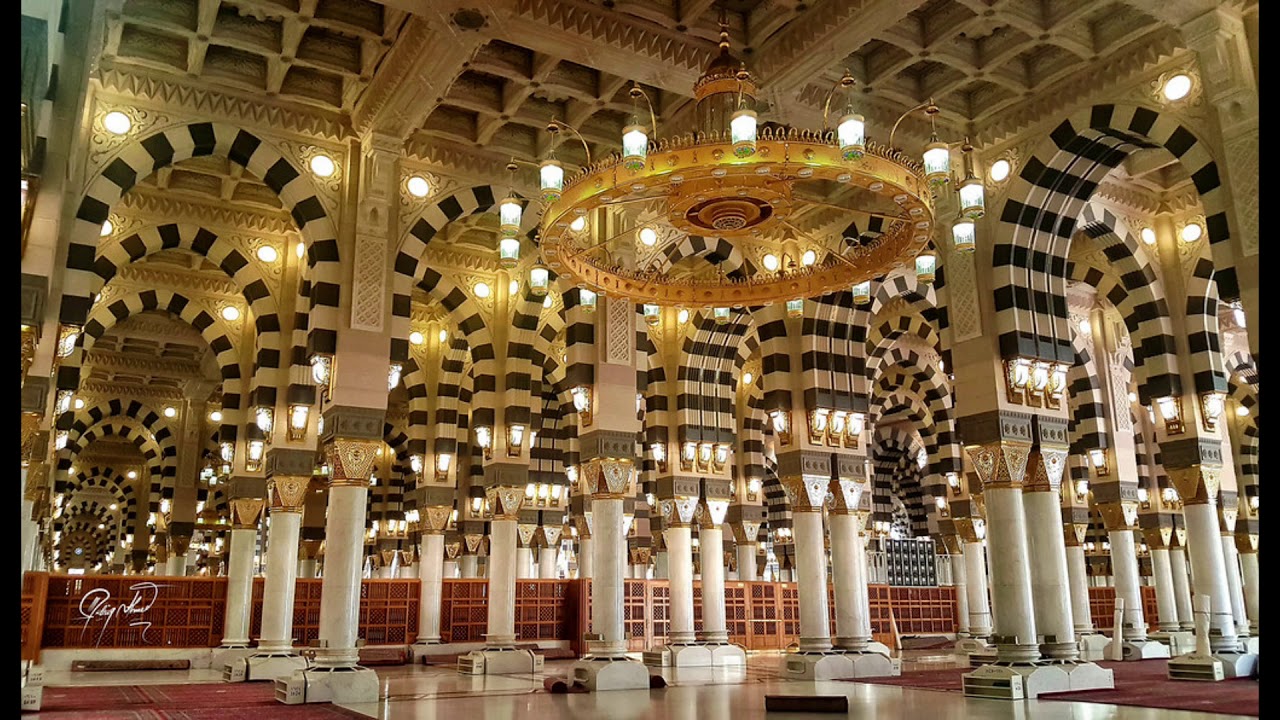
[[517, 23, 974, 310]]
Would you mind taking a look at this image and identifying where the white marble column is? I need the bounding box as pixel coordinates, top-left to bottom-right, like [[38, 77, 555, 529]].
[[313, 484, 368, 667], [1220, 535, 1250, 636], [167, 555, 188, 577], [963, 540, 992, 638], [1024, 487, 1076, 658], [258, 506, 303, 653], [1149, 547, 1181, 633], [793, 510, 833, 652], [1169, 545, 1195, 631], [516, 546, 533, 579], [299, 558, 317, 579], [830, 512, 871, 650], [1183, 503, 1238, 651], [486, 518, 518, 647], [654, 550, 668, 579], [591, 496, 627, 655], [222, 502, 263, 648], [539, 546, 557, 579], [1239, 549, 1259, 635], [698, 523, 728, 643], [984, 487, 1038, 661], [443, 559, 458, 579], [666, 525, 696, 643], [951, 551, 970, 636], [1066, 544, 1095, 634], [459, 554, 478, 578], [736, 544, 757, 581], [416, 532, 445, 644], [578, 537, 593, 579], [1108, 529, 1148, 641]]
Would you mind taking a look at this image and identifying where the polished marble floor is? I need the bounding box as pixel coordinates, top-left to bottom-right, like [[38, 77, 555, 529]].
[[37, 652, 1252, 720]]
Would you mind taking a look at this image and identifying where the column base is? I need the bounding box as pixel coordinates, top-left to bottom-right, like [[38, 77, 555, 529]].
[[962, 663, 1071, 700], [407, 639, 443, 664], [832, 649, 900, 678], [1149, 631, 1198, 657], [224, 653, 308, 682], [1077, 633, 1109, 661], [568, 657, 652, 692], [457, 648, 543, 675], [642, 643, 712, 667], [1102, 638, 1172, 661], [966, 647, 999, 668], [276, 666, 379, 705], [954, 637, 992, 654], [1168, 652, 1257, 681], [1244, 636, 1260, 655], [211, 646, 256, 670], [779, 652, 855, 681]]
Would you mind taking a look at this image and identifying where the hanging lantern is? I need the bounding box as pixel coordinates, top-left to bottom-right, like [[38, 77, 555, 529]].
[[786, 298, 803, 318], [952, 216, 976, 253], [714, 307, 731, 324], [499, 238, 520, 268], [499, 195, 522, 238], [915, 251, 937, 284], [530, 266, 549, 296], [851, 281, 872, 306], [622, 124, 648, 171], [579, 288, 597, 313], [643, 304, 661, 325], [255, 406, 274, 434], [539, 159, 564, 203], [922, 136, 950, 185], [730, 108, 757, 158], [958, 174, 985, 219], [310, 354, 332, 386], [837, 113, 865, 161]]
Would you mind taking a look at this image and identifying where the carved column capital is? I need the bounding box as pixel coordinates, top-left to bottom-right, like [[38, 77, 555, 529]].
[[421, 505, 452, 535], [779, 475, 829, 512], [581, 457, 636, 499], [269, 475, 311, 513], [230, 498, 266, 529], [325, 438, 381, 487], [1023, 447, 1068, 493], [828, 478, 867, 514], [1165, 464, 1221, 506], [696, 498, 729, 528], [965, 440, 1032, 491], [485, 485, 525, 520]]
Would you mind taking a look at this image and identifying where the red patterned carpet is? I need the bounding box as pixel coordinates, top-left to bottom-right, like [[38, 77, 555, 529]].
[[840, 659, 1258, 716], [32, 682, 368, 719]]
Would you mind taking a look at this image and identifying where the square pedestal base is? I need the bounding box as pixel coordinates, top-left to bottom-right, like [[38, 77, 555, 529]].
[[1104, 639, 1172, 661], [224, 653, 308, 682], [838, 650, 901, 678], [212, 647, 256, 671], [457, 648, 542, 675], [1244, 637, 1260, 655], [1064, 661, 1115, 691], [643, 644, 712, 667], [962, 664, 1070, 700], [408, 641, 445, 664], [707, 644, 747, 666], [954, 638, 990, 654], [1077, 633, 1109, 661], [569, 657, 653, 691], [275, 666, 379, 705], [1150, 631, 1197, 657], [967, 647, 998, 668], [780, 653, 855, 681], [866, 641, 892, 656]]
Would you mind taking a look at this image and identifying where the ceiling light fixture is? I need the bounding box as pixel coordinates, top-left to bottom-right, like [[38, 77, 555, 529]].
[[1163, 74, 1192, 101], [102, 111, 132, 135], [256, 245, 278, 263], [309, 154, 336, 178], [407, 175, 431, 198], [221, 306, 240, 321]]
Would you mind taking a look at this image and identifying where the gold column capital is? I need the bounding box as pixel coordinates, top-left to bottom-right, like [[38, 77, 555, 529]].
[[169, 534, 192, 556], [778, 474, 829, 512], [1165, 464, 1221, 506], [230, 498, 266, 529], [420, 505, 452, 535], [696, 498, 729, 528], [581, 457, 636, 499], [1141, 526, 1173, 549], [827, 478, 866, 515], [1096, 501, 1138, 532], [485, 485, 525, 520], [324, 438, 381, 487], [732, 520, 761, 544], [1023, 447, 1068, 493], [965, 440, 1032, 491], [660, 495, 699, 527], [1063, 522, 1088, 547], [268, 475, 311, 512]]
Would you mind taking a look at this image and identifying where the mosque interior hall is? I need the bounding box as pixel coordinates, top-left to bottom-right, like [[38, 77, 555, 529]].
[[18, 0, 1260, 718]]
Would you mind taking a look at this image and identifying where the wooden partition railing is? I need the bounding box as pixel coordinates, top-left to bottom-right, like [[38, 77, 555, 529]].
[[1088, 586, 1160, 631], [22, 572, 962, 660]]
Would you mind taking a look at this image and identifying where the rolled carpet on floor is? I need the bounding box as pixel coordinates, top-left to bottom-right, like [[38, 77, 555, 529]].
[[838, 659, 1257, 717], [33, 682, 369, 719]]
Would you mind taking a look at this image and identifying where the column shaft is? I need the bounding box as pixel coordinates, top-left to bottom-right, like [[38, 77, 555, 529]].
[[699, 526, 728, 643], [1149, 548, 1181, 633], [1024, 491, 1076, 658], [1169, 546, 1195, 631], [516, 546, 533, 579], [579, 538, 593, 579], [1066, 545, 1095, 634], [459, 554, 478, 578], [167, 556, 188, 577], [1183, 504, 1237, 651], [665, 526, 695, 643], [654, 550, 668, 579], [1239, 551, 1259, 635], [1108, 530, 1147, 640], [984, 488, 1038, 661], [591, 497, 627, 655], [416, 533, 444, 643], [222, 527, 257, 646], [258, 509, 302, 652], [736, 544, 757, 581], [1220, 536, 1249, 635], [793, 511, 832, 652], [539, 546, 556, 579], [829, 514, 871, 650], [951, 553, 970, 635], [963, 541, 992, 638], [314, 486, 367, 666], [485, 519, 517, 646]]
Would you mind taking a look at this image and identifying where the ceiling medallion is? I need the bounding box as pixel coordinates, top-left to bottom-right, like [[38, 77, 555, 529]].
[[529, 20, 941, 309]]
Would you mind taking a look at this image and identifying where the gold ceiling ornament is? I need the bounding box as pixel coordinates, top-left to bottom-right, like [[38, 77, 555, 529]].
[[532, 23, 938, 308]]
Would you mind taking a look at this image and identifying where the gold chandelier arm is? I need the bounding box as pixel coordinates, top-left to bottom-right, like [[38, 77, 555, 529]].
[[548, 119, 592, 166], [629, 83, 659, 136], [887, 100, 934, 151], [821, 71, 857, 130]]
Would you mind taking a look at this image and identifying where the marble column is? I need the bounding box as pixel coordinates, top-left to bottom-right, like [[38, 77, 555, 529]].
[[578, 537, 593, 579], [1108, 529, 1148, 641], [257, 477, 308, 653], [486, 513, 519, 648], [654, 549, 668, 579], [539, 545, 557, 579], [951, 550, 970, 636], [794, 510, 832, 652], [443, 558, 458, 579], [1169, 544, 1195, 631], [1065, 543, 1095, 634], [697, 501, 729, 644], [516, 545, 534, 579], [414, 508, 449, 646], [1181, 500, 1239, 651], [167, 554, 188, 577], [312, 478, 370, 666], [829, 507, 872, 651], [222, 499, 265, 647], [665, 522, 696, 644], [984, 481, 1039, 662], [590, 492, 627, 655], [1149, 546, 1181, 633], [459, 553, 478, 579], [736, 543, 757, 581], [1239, 546, 1259, 635], [1220, 534, 1250, 636], [963, 540, 993, 638], [1023, 454, 1077, 659]]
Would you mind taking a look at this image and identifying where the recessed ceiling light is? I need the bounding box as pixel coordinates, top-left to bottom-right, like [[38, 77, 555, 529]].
[[209, 410, 223, 422], [221, 306, 240, 321], [1163, 74, 1192, 101], [763, 254, 779, 272], [677, 308, 689, 324], [310, 154, 336, 178], [510, 279, 520, 296], [801, 249, 817, 266], [543, 295, 552, 308], [989, 159, 1010, 182], [409, 331, 424, 345], [639, 227, 657, 246], [474, 282, 490, 298], [407, 175, 431, 198], [1236, 405, 1250, 417], [73, 398, 85, 410], [1140, 227, 1156, 245], [103, 111, 132, 135], [163, 406, 176, 418], [256, 245, 278, 263], [742, 372, 753, 385], [1079, 319, 1091, 335], [1180, 223, 1203, 242], [127, 471, 137, 479]]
